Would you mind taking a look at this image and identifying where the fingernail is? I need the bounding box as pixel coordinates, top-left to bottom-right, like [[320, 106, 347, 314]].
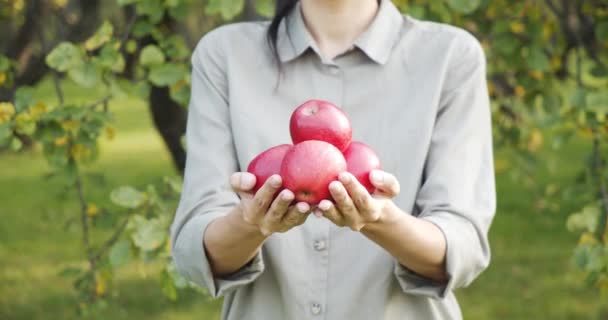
[[241, 174, 255, 189], [281, 190, 294, 201], [297, 202, 309, 213], [270, 175, 282, 188], [318, 200, 331, 211], [339, 172, 351, 183], [329, 181, 341, 191], [370, 170, 383, 183]]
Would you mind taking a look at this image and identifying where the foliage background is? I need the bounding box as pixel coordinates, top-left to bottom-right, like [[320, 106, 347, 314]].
[[0, 0, 607, 319]]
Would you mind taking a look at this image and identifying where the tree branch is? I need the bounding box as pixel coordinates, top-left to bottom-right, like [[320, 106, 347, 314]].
[[91, 218, 129, 264], [73, 163, 91, 259], [591, 133, 608, 241]]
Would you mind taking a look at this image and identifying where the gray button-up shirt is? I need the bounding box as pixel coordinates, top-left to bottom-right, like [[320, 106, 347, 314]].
[[170, 1, 496, 319]]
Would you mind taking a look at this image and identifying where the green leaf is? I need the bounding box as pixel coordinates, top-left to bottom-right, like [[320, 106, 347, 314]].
[[131, 217, 167, 251], [161, 35, 190, 60], [596, 21, 608, 42], [567, 205, 600, 233], [46, 42, 82, 72], [164, 176, 182, 194], [169, 80, 190, 106], [168, 0, 189, 20], [68, 62, 99, 88], [255, 0, 274, 18], [0, 55, 11, 71], [133, 20, 154, 38], [140, 45, 165, 66], [14, 87, 34, 112], [206, 0, 245, 20], [0, 123, 12, 146], [570, 88, 587, 108], [136, 0, 165, 24], [117, 0, 139, 5], [148, 63, 187, 86], [109, 240, 132, 267], [10, 137, 22, 151], [446, 0, 480, 14], [84, 21, 114, 51], [110, 186, 146, 209], [135, 82, 151, 99], [97, 43, 126, 73], [494, 35, 519, 55], [160, 268, 178, 300], [572, 245, 589, 269], [527, 46, 549, 71]]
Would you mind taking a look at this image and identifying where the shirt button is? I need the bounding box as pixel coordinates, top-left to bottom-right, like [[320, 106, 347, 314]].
[[311, 302, 322, 315], [313, 239, 326, 251]]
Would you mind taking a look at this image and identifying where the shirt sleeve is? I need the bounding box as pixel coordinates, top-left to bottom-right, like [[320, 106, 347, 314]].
[[170, 30, 265, 299], [394, 31, 496, 299]]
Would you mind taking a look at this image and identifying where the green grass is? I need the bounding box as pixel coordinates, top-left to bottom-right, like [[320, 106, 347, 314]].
[[0, 80, 602, 319]]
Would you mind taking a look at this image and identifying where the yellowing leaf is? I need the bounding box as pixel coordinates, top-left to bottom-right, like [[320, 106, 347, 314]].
[[0, 102, 15, 124], [61, 120, 79, 133], [515, 85, 526, 98], [95, 272, 107, 297], [528, 70, 544, 81], [27, 102, 48, 120], [105, 126, 116, 140], [54, 136, 69, 147], [85, 21, 114, 51], [550, 56, 561, 71], [510, 21, 525, 34], [0, 72, 6, 86], [70, 144, 90, 160], [488, 82, 496, 97], [53, 0, 68, 8], [527, 129, 543, 152], [579, 232, 599, 245], [86, 203, 99, 217]]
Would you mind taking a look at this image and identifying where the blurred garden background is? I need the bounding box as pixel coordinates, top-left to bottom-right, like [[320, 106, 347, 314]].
[[0, 0, 607, 319]]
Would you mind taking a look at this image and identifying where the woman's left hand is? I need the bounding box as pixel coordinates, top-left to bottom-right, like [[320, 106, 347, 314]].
[[317, 170, 401, 231]]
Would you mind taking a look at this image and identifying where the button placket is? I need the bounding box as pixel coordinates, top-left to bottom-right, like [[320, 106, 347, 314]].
[[310, 302, 322, 316], [313, 239, 327, 251]]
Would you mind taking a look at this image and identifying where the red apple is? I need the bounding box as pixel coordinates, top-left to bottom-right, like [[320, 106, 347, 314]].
[[280, 140, 347, 204], [343, 141, 382, 193], [247, 144, 292, 192], [290, 99, 352, 152]]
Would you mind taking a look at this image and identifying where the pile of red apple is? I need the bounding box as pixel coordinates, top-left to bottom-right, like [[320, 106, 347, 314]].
[[247, 100, 382, 205]]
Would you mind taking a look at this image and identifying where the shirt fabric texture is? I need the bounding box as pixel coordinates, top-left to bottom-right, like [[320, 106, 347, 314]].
[[170, 0, 496, 319]]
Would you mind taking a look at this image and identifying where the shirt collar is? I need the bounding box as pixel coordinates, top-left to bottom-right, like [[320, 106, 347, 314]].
[[276, 0, 403, 65]]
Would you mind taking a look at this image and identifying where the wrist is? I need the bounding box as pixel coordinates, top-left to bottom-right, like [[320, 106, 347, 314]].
[[362, 200, 401, 234]]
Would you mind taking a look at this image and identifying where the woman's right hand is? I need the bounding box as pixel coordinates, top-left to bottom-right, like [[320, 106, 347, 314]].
[[230, 172, 311, 237]]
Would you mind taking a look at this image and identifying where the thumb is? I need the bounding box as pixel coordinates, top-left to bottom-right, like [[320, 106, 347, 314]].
[[230, 172, 256, 199], [369, 170, 400, 197]]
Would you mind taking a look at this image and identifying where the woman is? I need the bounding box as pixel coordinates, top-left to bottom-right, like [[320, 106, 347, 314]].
[[170, 0, 496, 319]]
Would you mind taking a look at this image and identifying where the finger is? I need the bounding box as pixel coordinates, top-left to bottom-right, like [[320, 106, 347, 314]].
[[281, 202, 310, 226], [317, 200, 343, 225], [230, 172, 256, 199], [339, 172, 374, 213], [369, 170, 400, 197], [266, 189, 294, 222], [329, 181, 358, 219], [252, 174, 282, 214]]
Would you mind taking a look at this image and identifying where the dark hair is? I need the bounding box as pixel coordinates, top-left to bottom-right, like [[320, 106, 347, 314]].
[[267, 0, 299, 68]]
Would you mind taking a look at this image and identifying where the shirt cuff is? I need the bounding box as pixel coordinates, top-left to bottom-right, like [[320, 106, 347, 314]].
[[172, 211, 266, 298], [394, 212, 466, 299], [393, 261, 448, 299]]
